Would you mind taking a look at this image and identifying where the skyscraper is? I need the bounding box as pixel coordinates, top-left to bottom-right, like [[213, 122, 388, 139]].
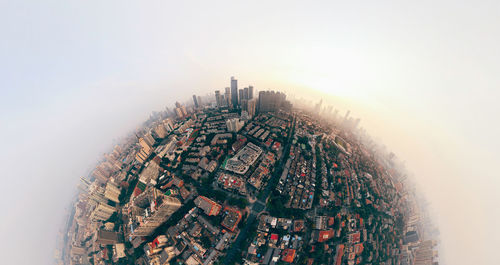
[[226, 118, 245, 132], [230, 76, 238, 108], [258, 91, 288, 112], [90, 203, 116, 221], [192, 95, 199, 108], [153, 123, 168, 138], [136, 137, 153, 164], [248, 86, 254, 99], [215, 90, 222, 107], [132, 189, 182, 236], [224, 87, 231, 107], [174, 101, 187, 118], [246, 98, 257, 117], [238, 89, 244, 105], [243, 87, 249, 100], [163, 118, 174, 132], [104, 182, 121, 203], [143, 132, 156, 147]]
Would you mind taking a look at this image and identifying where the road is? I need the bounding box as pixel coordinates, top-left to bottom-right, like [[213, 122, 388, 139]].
[[222, 115, 295, 264]]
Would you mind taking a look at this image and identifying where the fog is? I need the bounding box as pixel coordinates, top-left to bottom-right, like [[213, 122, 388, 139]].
[[1, 1, 499, 264]]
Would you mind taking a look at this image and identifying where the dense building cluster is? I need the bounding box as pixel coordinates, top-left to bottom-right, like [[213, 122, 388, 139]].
[[58, 77, 438, 265]]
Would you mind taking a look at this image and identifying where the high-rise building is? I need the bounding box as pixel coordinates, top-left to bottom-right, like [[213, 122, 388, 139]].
[[104, 182, 121, 203], [136, 137, 153, 163], [83, 180, 109, 206], [413, 240, 439, 265], [192, 95, 199, 108], [248, 86, 254, 99], [139, 137, 152, 152], [78, 177, 92, 192], [226, 118, 245, 132], [174, 102, 187, 118], [243, 87, 249, 100], [104, 154, 122, 172], [241, 98, 256, 118], [136, 150, 149, 164], [163, 118, 174, 132], [403, 230, 419, 245], [153, 123, 168, 138], [175, 107, 183, 118], [91, 159, 121, 183], [258, 91, 288, 112], [92, 167, 110, 183], [230, 76, 238, 108], [215, 90, 222, 107], [197, 96, 202, 107], [240, 99, 248, 112], [143, 132, 156, 147], [90, 203, 116, 221], [247, 98, 257, 117], [132, 189, 182, 236], [224, 87, 231, 107], [238, 89, 244, 104]]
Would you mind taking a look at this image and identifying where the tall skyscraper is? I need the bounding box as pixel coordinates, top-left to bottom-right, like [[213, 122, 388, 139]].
[[226, 118, 245, 132], [90, 203, 116, 221], [192, 95, 199, 108], [136, 137, 153, 163], [132, 188, 182, 236], [174, 101, 187, 118], [79, 177, 92, 192], [230, 76, 238, 108], [246, 98, 257, 117], [248, 86, 254, 99], [163, 118, 174, 132], [224, 87, 231, 107], [243, 87, 249, 100], [104, 182, 121, 203], [153, 123, 168, 138], [238, 89, 244, 105], [215, 90, 222, 107], [258, 91, 288, 112], [143, 132, 156, 147], [92, 165, 111, 183]]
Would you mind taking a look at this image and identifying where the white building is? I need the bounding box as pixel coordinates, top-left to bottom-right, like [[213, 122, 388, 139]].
[[226, 118, 245, 132]]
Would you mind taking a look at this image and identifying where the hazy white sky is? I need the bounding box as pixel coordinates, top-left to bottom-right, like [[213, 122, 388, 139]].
[[1, 1, 499, 264]]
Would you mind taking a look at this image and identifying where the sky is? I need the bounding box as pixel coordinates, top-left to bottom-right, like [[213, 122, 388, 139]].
[[1, 1, 499, 264]]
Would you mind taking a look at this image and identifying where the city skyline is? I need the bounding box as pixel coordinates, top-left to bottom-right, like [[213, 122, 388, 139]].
[[58, 81, 439, 264]]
